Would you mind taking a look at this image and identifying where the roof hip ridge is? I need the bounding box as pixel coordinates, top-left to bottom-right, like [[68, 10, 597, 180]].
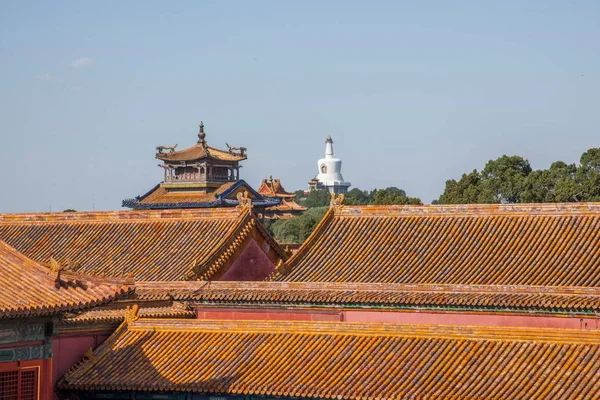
[[336, 202, 600, 216]]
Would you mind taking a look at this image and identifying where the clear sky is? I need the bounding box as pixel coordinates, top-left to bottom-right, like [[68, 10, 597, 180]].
[[1, 1, 599, 212]]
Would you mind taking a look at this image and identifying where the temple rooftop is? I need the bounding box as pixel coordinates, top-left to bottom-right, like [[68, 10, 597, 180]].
[[59, 317, 600, 399]]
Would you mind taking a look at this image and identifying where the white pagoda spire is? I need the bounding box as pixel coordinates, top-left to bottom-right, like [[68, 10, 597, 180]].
[[308, 135, 351, 195]]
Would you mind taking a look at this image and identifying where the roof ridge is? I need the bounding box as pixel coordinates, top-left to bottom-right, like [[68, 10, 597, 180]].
[[0, 208, 241, 224], [336, 203, 600, 216], [134, 281, 600, 295], [185, 207, 255, 280], [126, 318, 600, 344]]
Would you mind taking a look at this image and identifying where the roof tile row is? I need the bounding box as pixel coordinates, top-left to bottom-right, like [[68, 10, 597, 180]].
[[59, 318, 600, 399]]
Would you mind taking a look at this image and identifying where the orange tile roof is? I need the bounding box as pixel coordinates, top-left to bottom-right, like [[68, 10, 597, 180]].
[[134, 281, 600, 314], [0, 240, 132, 319], [156, 144, 246, 162], [60, 300, 194, 325], [257, 178, 297, 198], [59, 318, 600, 399], [137, 182, 236, 204], [274, 203, 600, 285], [0, 208, 276, 281], [265, 198, 307, 212]]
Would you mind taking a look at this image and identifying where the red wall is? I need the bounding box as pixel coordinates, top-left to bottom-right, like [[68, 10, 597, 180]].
[[52, 332, 111, 400], [196, 307, 342, 321], [194, 306, 600, 330], [219, 238, 275, 281], [344, 310, 600, 330]]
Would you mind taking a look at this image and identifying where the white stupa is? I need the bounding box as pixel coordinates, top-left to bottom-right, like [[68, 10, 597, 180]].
[[307, 135, 351, 194]]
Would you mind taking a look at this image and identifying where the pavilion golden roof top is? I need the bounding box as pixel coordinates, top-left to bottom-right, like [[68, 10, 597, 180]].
[[60, 317, 600, 399], [155, 122, 247, 162], [272, 201, 600, 285]]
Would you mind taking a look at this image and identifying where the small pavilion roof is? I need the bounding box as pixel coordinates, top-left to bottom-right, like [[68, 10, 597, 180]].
[[0, 241, 132, 319], [257, 177, 297, 198], [155, 122, 246, 163], [0, 207, 285, 281], [156, 144, 246, 162], [59, 318, 600, 399], [273, 202, 600, 286]]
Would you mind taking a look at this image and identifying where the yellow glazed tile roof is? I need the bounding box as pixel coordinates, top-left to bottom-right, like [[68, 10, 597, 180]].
[[137, 182, 236, 204], [60, 300, 194, 325], [134, 281, 600, 314], [59, 318, 600, 399], [0, 208, 258, 281], [274, 203, 600, 285], [156, 144, 246, 162], [0, 240, 132, 319]]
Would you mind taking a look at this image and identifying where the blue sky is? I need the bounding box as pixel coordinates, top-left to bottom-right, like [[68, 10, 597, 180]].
[[1, 1, 599, 212]]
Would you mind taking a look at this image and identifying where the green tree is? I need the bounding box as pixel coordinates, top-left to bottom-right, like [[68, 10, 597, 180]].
[[299, 190, 331, 208], [437, 155, 532, 204], [575, 149, 600, 201], [270, 207, 328, 243], [436, 170, 481, 204], [437, 149, 600, 204], [345, 188, 370, 205], [371, 187, 422, 205]]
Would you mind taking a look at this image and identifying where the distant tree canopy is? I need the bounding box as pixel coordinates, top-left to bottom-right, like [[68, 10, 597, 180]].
[[269, 207, 329, 244], [297, 188, 422, 207], [63, 209, 77, 212], [435, 149, 600, 204]]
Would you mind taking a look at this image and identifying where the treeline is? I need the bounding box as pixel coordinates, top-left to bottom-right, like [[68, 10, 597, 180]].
[[435, 148, 600, 204], [265, 187, 422, 243]]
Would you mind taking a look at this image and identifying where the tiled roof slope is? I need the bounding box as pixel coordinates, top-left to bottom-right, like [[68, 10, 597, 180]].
[[0, 208, 272, 281], [274, 203, 600, 285], [134, 281, 600, 314], [0, 241, 132, 319], [136, 182, 236, 205], [60, 319, 600, 399]]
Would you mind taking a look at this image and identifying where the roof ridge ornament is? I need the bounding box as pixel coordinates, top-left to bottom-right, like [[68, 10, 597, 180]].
[[156, 144, 178, 154], [236, 190, 253, 214], [330, 192, 345, 208], [84, 347, 95, 361], [48, 256, 68, 283], [226, 142, 247, 157], [125, 304, 140, 325]]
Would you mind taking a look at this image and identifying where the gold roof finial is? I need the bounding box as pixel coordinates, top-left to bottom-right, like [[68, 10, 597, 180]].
[[197, 121, 206, 145]]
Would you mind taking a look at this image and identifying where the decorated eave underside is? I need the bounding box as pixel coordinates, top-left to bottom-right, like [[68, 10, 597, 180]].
[[0, 240, 132, 319], [134, 281, 600, 315], [59, 318, 600, 399], [0, 207, 285, 281], [273, 202, 600, 285], [122, 180, 281, 210]]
